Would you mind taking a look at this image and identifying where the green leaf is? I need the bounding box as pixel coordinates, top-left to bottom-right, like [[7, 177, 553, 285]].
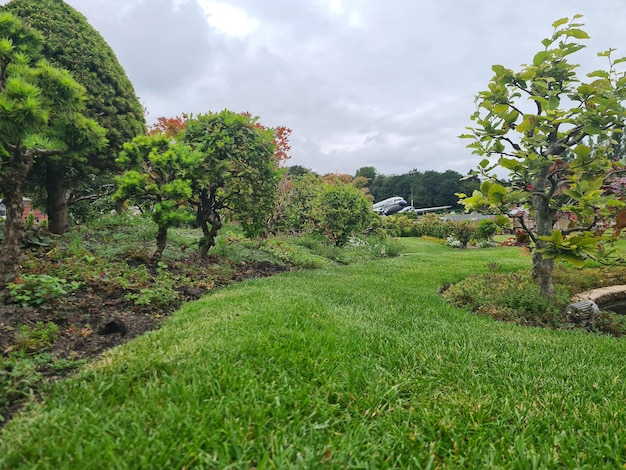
[[541, 38, 553, 48], [582, 124, 601, 135], [558, 252, 587, 268], [487, 183, 507, 204], [552, 17, 569, 28], [499, 157, 524, 172], [577, 83, 595, 96], [503, 110, 520, 125], [565, 28, 590, 39], [587, 70, 610, 79], [493, 103, 509, 113], [480, 180, 493, 194], [492, 64, 506, 76], [547, 96, 560, 110], [492, 140, 505, 153], [516, 116, 536, 133], [572, 144, 591, 159], [590, 78, 611, 90], [533, 51, 549, 66]]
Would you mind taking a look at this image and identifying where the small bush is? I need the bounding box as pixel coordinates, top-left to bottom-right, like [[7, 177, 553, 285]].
[[126, 286, 181, 310], [442, 271, 568, 327], [476, 219, 498, 241]]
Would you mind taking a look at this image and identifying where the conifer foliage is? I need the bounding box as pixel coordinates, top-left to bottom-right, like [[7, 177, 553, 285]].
[[2, 0, 146, 234], [0, 12, 106, 285]]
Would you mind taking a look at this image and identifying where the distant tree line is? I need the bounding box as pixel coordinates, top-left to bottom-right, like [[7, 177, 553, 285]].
[[355, 166, 480, 209], [289, 165, 480, 210]]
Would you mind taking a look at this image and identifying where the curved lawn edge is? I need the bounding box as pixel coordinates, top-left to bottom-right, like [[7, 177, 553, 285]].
[[2, 239, 626, 469]]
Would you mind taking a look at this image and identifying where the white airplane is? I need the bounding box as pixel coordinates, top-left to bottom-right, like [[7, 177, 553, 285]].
[[399, 205, 452, 215], [372, 197, 407, 215]]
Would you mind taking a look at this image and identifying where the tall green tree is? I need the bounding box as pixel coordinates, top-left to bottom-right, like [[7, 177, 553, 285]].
[[2, 0, 146, 234], [459, 16, 626, 296], [0, 12, 105, 284], [182, 110, 280, 257]]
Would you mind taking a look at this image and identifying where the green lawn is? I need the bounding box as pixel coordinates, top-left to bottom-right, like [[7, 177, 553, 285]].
[[2, 239, 626, 468]]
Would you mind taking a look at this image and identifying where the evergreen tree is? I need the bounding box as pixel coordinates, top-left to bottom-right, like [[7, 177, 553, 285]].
[[0, 12, 106, 284], [2, 0, 146, 233]]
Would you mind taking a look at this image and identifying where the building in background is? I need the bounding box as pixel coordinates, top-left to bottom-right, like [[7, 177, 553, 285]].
[[0, 198, 48, 225]]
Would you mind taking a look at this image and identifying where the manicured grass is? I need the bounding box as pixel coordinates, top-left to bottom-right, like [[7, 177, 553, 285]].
[[2, 240, 626, 468]]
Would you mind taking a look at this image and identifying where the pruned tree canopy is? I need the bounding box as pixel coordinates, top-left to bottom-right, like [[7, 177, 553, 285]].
[[2, 0, 145, 157], [0, 11, 106, 285], [2, 0, 146, 234]]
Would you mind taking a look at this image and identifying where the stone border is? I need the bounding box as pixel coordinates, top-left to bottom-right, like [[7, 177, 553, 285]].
[[571, 285, 626, 307]]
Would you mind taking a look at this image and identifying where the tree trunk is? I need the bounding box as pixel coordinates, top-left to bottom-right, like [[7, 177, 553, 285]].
[[46, 167, 71, 234], [531, 169, 556, 297], [198, 214, 222, 258], [196, 189, 222, 258], [150, 226, 168, 263], [0, 191, 26, 286], [0, 147, 34, 286]]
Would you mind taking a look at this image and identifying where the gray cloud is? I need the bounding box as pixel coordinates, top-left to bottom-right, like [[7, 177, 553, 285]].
[[4, 0, 626, 175]]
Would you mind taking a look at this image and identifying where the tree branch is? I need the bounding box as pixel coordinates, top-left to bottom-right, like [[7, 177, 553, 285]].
[[562, 218, 599, 236], [5, 142, 67, 158], [68, 184, 115, 205]]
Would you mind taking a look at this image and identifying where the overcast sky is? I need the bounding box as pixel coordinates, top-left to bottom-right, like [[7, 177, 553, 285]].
[[11, 1, 626, 175]]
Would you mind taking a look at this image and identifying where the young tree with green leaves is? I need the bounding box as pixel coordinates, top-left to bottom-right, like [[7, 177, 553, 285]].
[[114, 135, 200, 262], [459, 16, 626, 296], [0, 12, 106, 284], [182, 110, 281, 257], [2, 0, 146, 234], [311, 176, 376, 246]]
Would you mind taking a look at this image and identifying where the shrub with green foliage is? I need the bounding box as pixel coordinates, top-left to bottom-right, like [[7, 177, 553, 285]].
[[2, 0, 146, 158], [476, 219, 498, 241], [181, 111, 281, 256], [382, 214, 484, 248], [273, 173, 323, 234], [311, 182, 376, 246], [442, 262, 626, 335]]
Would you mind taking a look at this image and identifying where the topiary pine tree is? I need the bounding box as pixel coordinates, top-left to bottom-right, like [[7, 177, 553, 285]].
[[0, 12, 106, 285], [2, 0, 146, 234]]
